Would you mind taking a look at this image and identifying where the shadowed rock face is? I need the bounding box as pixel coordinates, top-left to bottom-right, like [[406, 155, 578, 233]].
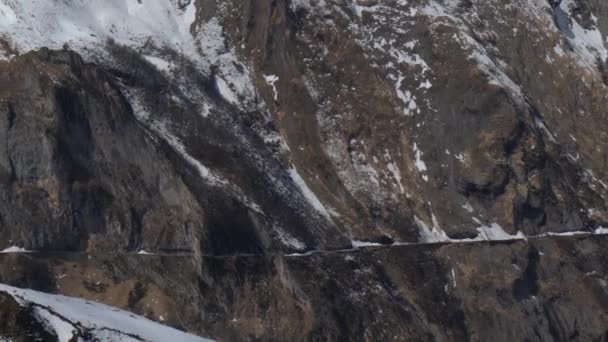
[[0, 0, 608, 340], [0, 46, 353, 256], [0, 291, 58, 342], [0, 49, 206, 254]]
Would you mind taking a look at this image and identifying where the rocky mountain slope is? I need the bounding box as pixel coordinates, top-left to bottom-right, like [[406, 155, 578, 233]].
[[0, 0, 607, 341]]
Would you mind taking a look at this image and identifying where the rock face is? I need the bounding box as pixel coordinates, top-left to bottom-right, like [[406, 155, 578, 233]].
[[0, 49, 205, 254], [0, 0, 607, 340], [1, 235, 608, 341], [1, 0, 608, 251], [0, 290, 57, 342]]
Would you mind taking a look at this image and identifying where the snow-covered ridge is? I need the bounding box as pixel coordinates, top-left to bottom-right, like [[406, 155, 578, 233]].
[[0, 0, 280, 223], [0, 0, 258, 109], [0, 0, 196, 57], [0, 283, 213, 342]]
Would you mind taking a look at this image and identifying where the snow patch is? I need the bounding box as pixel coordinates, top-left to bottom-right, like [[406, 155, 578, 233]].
[[386, 161, 405, 193], [595, 227, 608, 235], [476, 223, 525, 241], [143, 55, 172, 73], [275, 227, 306, 250], [0, 0, 197, 58], [395, 75, 418, 116], [557, 0, 608, 69], [0, 2, 16, 25], [215, 75, 239, 105], [288, 167, 332, 220], [0, 246, 29, 253], [462, 202, 474, 213], [415, 215, 450, 243], [36, 310, 76, 342], [412, 143, 428, 182], [0, 0, 259, 112], [352, 240, 383, 248], [0, 283, 213, 342], [264, 75, 279, 102]]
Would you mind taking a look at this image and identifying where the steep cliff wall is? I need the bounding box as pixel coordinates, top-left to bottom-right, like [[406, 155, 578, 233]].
[[2, 0, 608, 253], [0, 0, 607, 340]]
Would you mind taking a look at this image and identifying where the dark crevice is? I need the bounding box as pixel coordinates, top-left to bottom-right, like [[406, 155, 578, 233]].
[[512, 247, 541, 301]]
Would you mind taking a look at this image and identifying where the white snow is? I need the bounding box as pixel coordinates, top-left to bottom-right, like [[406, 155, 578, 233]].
[[137, 250, 154, 255], [143, 55, 172, 73], [476, 223, 525, 241], [414, 215, 451, 243], [0, 0, 197, 57], [0, 2, 16, 28], [395, 75, 417, 116], [412, 143, 428, 182], [215, 75, 239, 105], [288, 224, 608, 256], [263, 75, 279, 102], [289, 0, 328, 12], [413, 211, 528, 244], [275, 227, 306, 250], [418, 79, 432, 89], [386, 161, 405, 194], [196, 17, 259, 111], [393, 50, 430, 73], [595, 227, 608, 235], [0, 246, 29, 253], [352, 240, 383, 248], [288, 167, 332, 220], [559, 0, 608, 69], [37, 310, 76, 342], [462, 202, 474, 213], [539, 228, 608, 237], [0, 283, 213, 342], [0, 0, 259, 112], [543, 231, 588, 237]]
